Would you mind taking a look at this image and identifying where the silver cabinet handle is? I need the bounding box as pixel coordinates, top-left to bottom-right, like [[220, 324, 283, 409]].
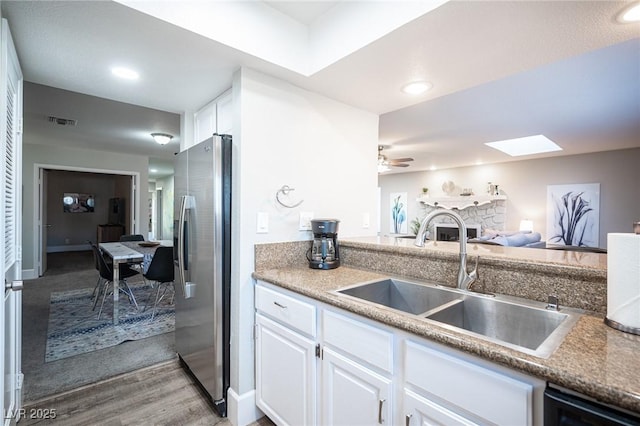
[[378, 399, 385, 424], [405, 414, 412, 426], [273, 301, 287, 309]]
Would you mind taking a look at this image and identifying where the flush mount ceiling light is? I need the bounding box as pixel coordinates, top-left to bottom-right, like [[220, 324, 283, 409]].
[[111, 66, 139, 80], [484, 134, 562, 157], [151, 133, 173, 145], [618, 2, 640, 22], [401, 81, 432, 95]]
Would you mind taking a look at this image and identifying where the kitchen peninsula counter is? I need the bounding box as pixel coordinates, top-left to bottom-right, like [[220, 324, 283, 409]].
[[253, 237, 638, 414]]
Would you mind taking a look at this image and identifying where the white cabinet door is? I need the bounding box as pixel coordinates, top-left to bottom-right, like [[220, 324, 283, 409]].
[[403, 389, 476, 426], [216, 91, 233, 135], [321, 348, 392, 426], [194, 101, 216, 144], [405, 340, 534, 426], [256, 313, 316, 426]]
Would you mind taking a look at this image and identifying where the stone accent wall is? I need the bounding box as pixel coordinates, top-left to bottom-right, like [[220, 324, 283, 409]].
[[419, 200, 507, 234]]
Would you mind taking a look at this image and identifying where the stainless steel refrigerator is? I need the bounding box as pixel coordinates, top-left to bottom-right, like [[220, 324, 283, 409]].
[[174, 134, 231, 416]]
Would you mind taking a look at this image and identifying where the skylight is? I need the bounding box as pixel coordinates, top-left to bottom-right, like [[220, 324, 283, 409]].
[[484, 135, 562, 157], [111, 66, 139, 80]]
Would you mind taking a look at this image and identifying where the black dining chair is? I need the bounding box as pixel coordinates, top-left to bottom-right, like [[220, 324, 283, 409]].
[[90, 243, 141, 319], [143, 246, 175, 320], [120, 234, 145, 242], [119, 234, 150, 279], [89, 241, 106, 304], [89, 241, 139, 306]]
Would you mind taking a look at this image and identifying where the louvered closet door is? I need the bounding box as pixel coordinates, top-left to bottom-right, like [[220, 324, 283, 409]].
[[1, 18, 23, 426]]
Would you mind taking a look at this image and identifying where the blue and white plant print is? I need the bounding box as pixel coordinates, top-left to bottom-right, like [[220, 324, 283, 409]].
[[391, 193, 407, 234]]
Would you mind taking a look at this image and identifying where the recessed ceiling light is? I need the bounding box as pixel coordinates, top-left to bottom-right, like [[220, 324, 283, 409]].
[[618, 2, 640, 22], [429, 166, 437, 171], [111, 66, 139, 80], [485, 135, 562, 157], [401, 81, 432, 95], [150, 168, 158, 173]]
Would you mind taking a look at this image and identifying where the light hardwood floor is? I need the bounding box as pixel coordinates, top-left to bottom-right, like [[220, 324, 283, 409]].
[[20, 360, 274, 426]]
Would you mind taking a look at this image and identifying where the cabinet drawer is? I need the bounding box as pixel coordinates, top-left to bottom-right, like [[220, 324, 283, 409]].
[[323, 310, 393, 373], [405, 340, 533, 426], [256, 284, 316, 337]]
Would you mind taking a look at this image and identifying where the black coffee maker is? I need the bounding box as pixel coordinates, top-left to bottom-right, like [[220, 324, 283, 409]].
[[308, 219, 340, 270]]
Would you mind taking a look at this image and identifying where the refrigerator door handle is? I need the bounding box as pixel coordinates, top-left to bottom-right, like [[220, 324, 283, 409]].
[[178, 195, 196, 298]]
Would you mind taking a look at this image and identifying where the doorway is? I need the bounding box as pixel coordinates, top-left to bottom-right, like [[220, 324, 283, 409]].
[[35, 164, 140, 277]]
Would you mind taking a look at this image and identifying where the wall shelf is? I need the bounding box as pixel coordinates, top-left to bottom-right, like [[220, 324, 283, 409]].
[[417, 194, 507, 210]]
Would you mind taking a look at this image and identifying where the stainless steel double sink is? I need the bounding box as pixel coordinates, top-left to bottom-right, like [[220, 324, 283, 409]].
[[335, 278, 582, 358]]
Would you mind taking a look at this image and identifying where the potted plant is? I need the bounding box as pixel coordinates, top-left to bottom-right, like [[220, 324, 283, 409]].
[[411, 217, 422, 236], [421, 187, 429, 198]]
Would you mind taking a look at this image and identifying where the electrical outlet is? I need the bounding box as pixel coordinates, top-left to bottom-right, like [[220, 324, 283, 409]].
[[299, 212, 314, 231]]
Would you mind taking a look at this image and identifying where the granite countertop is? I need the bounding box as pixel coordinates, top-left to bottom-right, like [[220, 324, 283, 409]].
[[342, 236, 608, 271], [253, 265, 640, 414]]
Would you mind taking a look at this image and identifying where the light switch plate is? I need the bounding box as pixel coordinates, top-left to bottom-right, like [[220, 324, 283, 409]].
[[257, 212, 269, 233], [299, 212, 314, 231], [362, 212, 370, 229]]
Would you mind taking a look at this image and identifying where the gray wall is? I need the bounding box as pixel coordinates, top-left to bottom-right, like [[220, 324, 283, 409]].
[[378, 148, 640, 248], [46, 170, 130, 249], [22, 143, 149, 274]]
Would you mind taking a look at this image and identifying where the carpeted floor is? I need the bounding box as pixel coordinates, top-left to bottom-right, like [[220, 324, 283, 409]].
[[23, 251, 176, 403]]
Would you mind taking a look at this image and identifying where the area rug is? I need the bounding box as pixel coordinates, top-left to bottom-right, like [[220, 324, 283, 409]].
[[45, 282, 175, 362]]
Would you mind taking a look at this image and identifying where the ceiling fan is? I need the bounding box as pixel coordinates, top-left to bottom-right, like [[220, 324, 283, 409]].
[[378, 145, 413, 172]]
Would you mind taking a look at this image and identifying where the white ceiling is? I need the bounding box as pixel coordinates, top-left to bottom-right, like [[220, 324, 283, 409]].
[[2, 0, 639, 177], [263, 1, 339, 26]]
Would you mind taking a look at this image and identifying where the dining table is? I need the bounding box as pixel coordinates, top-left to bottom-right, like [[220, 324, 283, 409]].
[[98, 240, 173, 324]]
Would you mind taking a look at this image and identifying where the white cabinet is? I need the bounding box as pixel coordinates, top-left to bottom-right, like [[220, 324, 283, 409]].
[[403, 388, 476, 426], [255, 284, 318, 426], [193, 89, 233, 145], [321, 309, 393, 426], [255, 314, 317, 426], [254, 281, 543, 426], [404, 339, 535, 425], [216, 91, 233, 135], [322, 348, 392, 426], [194, 100, 216, 145], [255, 282, 393, 426]]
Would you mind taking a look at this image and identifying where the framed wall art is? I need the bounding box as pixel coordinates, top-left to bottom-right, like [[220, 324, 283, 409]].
[[63, 193, 95, 213], [546, 183, 599, 247], [390, 192, 408, 234]]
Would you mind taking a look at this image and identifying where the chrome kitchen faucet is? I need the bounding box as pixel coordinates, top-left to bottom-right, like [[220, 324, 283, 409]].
[[414, 209, 478, 291]]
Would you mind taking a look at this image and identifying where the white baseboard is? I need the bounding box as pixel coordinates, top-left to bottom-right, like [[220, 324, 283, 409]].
[[21, 269, 38, 280], [47, 244, 91, 253], [227, 388, 263, 426]]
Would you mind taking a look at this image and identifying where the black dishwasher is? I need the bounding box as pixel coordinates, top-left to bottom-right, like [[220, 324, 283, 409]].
[[544, 387, 640, 426]]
